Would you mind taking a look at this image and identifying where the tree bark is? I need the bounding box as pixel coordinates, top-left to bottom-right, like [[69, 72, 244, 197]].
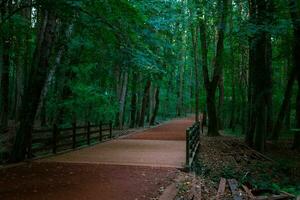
[[11, 9, 57, 162], [199, 0, 229, 136], [273, 0, 300, 139], [218, 75, 224, 130], [0, 0, 11, 144], [191, 24, 200, 122], [150, 87, 160, 125], [119, 71, 128, 129], [252, 0, 269, 152], [129, 73, 138, 128], [139, 80, 151, 127], [296, 77, 300, 128]]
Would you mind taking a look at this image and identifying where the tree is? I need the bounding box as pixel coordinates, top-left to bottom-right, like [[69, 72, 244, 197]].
[[198, 0, 229, 136], [11, 8, 57, 161]]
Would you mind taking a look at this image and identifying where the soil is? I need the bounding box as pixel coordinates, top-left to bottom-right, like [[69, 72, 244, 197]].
[[0, 162, 178, 200], [174, 133, 300, 199]]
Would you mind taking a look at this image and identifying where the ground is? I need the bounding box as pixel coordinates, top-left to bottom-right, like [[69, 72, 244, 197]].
[[0, 162, 177, 200], [1, 118, 299, 200], [0, 117, 193, 200], [174, 132, 300, 199]]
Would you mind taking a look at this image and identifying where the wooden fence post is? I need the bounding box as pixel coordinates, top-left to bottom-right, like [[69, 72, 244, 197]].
[[99, 121, 102, 142], [53, 124, 58, 154], [109, 120, 113, 139], [87, 121, 90, 145], [72, 122, 76, 149]]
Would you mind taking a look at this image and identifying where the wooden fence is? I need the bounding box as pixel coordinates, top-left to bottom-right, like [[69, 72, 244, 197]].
[[186, 122, 201, 170], [28, 121, 113, 158]]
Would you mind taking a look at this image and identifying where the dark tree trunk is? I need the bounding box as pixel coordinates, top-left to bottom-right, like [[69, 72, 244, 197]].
[[150, 87, 160, 126], [285, 101, 291, 129], [228, 0, 235, 131], [207, 89, 219, 136], [115, 71, 128, 129], [297, 77, 300, 128], [191, 25, 200, 122], [266, 1, 274, 138], [0, 0, 11, 140], [252, 0, 269, 152], [130, 74, 137, 128], [273, 0, 300, 139], [199, 0, 229, 136], [139, 80, 151, 127], [218, 75, 224, 130], [245, 0, 256, 147], [11, 9, 57, 162], [273, 67, 298, 139], [40, 103, 46, 127]]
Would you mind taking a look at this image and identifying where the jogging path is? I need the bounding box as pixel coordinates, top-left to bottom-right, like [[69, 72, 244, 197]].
[[0, 117, 194, 200]]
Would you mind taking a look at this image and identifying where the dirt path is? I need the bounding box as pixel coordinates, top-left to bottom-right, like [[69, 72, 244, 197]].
[[0, 117, 194, 200]]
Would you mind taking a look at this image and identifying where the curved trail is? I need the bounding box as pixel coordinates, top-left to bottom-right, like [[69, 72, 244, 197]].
[[0, 117, 194, 200]]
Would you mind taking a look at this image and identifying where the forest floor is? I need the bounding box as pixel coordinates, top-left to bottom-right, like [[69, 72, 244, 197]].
[[175, 131, 300, 199]]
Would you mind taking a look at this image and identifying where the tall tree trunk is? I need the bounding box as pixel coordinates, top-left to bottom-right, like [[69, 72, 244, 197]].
[[273, 0, 300, 139], [218, 75, 224, 129], [246, 0, 258, 147], [251, 0, 269, 152], [117, 71, 128, 129], [0, 0, 11, 143], [11, 9, 57, 162], [190, 64, 194, 113], [150, 87, 160, 125], [177, 33, 186, 117], [285, 101, 291, 129], [130, 73, 137, 128], [139, 80, 151, 127], [265, 1, 274, 138], [199, 0, 229, 136], [206, 88, 219, 135], [228, 0, 236, 130], [191, 25, 200, 122]]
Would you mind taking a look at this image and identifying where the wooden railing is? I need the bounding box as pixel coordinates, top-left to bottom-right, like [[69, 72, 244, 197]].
[[186, 122, 201, 170], [28, 121, 113, 158]]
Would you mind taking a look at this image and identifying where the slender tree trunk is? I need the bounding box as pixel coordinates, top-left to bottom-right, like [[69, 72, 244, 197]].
[[150, 87, 160, 125], [190, 65, 194, 113], [130, 73, 137, 128], [177, 33, 186, 117], [191, 25, 200, 122], [11, 9, 57, 162], [139, 80, 151, 127], [118, 71, 128, 129], [266, 1, 274, 138], [228, 0, 235, 130]]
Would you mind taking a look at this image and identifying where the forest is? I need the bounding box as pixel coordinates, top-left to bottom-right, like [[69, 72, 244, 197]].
[[0, 0, 300, 199]]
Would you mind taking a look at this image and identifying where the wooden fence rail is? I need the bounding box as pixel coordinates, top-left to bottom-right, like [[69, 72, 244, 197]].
[[186, 122, 201, 170], [29, 121, 113, 158]]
